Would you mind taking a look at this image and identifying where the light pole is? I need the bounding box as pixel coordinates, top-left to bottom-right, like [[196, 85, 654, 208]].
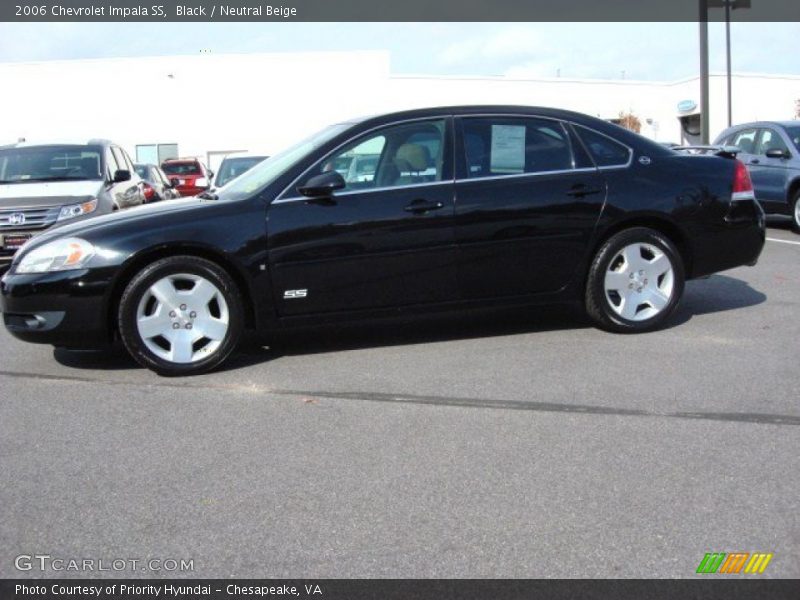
[[705, 0, 752, 136]]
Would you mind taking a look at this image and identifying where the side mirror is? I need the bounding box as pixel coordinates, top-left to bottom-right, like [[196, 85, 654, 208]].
[[765, 148, 790, 159], [297, 171, 346, 198], [169, 178, 180, 188], [113, 169, 131, 183], [207, 170, 215, 180]]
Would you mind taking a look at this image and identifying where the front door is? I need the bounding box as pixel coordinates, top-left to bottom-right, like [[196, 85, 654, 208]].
[[749, 128, 793, 213], [267, 118, 458, 316]]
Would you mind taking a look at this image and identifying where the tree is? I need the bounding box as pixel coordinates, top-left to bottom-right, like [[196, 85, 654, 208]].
[[618, 111, 642, 133]]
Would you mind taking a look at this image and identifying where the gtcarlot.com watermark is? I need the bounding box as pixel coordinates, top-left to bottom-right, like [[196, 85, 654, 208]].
[[15, 554, 194, 573]]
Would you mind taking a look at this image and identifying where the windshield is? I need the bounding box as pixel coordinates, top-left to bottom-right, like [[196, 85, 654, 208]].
[[785, 126, 800, 153], [134, 164, 149, 179], [215, 156, 268, 187], [0, 145, 104, 184], [219, 122, 353, 201], [162, 161, 202, 176]]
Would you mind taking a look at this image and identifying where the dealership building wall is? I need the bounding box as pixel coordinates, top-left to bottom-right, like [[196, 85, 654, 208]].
[[1, 50, 798, 168]]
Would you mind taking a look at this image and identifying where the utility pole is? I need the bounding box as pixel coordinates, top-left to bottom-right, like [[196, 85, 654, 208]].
[[699, 0, 710, 144]]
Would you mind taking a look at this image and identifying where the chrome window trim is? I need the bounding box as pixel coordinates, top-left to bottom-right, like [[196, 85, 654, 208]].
[[453, 167, 599, 185], [275, 116, 452, 203], [275, 179, 453, 205], [273, 112, 637, 202]]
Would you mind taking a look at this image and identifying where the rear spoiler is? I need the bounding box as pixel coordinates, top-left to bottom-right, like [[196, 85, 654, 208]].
[[672, 145, 741, 159]]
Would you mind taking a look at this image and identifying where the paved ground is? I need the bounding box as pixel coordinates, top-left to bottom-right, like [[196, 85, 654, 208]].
[[0, 225, 798, 578]]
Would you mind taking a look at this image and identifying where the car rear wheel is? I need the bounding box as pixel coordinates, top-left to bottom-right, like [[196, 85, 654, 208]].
[[791, 190, 800, 234], [118, 256, 243, 376], [585, 227, 685, 333]]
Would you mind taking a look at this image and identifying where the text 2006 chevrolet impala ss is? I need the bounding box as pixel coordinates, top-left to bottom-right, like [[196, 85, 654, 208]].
[[1, 107, 765, 376]]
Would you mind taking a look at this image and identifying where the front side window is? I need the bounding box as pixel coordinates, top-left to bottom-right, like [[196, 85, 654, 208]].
[[462, 117, 573, 178], [306, 119, 446, 192], [756, 129, 790, 156], [784, 126, 800, 153], [574, 125, 631, 168], [0, 145, 103, 184], [730, 129, 758, 154]]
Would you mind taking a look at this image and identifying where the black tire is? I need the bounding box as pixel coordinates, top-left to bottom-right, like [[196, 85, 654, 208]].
[[585, 227, 685, 333], [791, 190, 800, 234], [118, 256, 244, 376]]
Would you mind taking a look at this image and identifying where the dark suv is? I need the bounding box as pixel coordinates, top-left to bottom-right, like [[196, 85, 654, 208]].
[[715, 122, 800, 232], [0, 140, 145, 269]]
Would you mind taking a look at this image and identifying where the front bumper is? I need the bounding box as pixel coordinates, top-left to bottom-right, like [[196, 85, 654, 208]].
[[1, 267, 116, 348]]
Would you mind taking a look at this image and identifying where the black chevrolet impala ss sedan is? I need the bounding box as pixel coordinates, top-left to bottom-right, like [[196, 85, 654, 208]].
[[1, 106, 765, 375]]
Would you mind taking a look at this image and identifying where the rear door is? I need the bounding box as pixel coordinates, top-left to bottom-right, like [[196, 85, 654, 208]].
[[453, 115, 607, 299], [267, 117, 458, 316]]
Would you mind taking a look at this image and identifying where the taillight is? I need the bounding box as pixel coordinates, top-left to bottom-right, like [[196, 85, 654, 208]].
[[194, 177, 208, 188], [143, 183, 155, 201], [732, 159, 754, 201]]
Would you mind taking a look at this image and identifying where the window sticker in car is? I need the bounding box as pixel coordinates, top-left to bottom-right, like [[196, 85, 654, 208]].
[[490, 125, 526, 174]]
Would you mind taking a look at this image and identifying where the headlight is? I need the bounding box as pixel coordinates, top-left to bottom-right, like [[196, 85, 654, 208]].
[[16, 237, 95, 274], [58, 198, 98, 221]]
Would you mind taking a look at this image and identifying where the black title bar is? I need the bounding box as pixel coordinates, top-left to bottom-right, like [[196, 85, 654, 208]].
[[3, 579, 800, 600], [3, 0, 799, 22]]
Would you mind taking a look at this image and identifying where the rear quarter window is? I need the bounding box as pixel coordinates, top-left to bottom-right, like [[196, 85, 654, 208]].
[[574, 126, 632, 168]]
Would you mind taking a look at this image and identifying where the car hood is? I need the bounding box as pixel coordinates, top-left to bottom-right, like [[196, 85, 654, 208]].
[[29, 197, 208, 244], [0, 180, 103, 207]]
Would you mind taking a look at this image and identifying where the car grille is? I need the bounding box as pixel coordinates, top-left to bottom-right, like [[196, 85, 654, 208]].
[[0, 205, 61, 231]]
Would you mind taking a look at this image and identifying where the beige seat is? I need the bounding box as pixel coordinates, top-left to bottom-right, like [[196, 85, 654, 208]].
[[392, 143, 432, 185]]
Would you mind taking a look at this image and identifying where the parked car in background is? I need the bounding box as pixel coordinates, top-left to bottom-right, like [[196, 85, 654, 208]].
[[134, 163, 181, 202], [0, 140, 144, 269], [714, 121, 800, 232], [161, 158, 213, 197], [1, 106, 765, 375], [214, 155, 268, 188]]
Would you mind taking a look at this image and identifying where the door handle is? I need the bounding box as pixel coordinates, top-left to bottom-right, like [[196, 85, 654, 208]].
[[566, 184, 603, 198], [750, 159, 760, 165], [404, 199, 444, 214]]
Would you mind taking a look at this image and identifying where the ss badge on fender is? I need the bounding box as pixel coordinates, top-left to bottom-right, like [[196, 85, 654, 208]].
[[283, 289, 308, 299]]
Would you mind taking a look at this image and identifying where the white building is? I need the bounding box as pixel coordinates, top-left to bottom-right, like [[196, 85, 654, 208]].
[[1, 50, 798, 169]]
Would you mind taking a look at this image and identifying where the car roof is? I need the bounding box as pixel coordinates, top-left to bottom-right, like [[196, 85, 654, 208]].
[[163, 157, 202, 163], [721, 121, 798, 131], [0, 139, 113, 149]]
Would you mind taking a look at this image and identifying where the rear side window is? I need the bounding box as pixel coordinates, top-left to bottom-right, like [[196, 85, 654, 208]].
[[574, 126, 631, 168], [462, 117, 573, 178]]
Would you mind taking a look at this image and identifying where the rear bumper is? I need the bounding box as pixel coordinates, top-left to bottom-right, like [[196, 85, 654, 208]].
[[691, 199, 766, 278], [175, 185, 206, 197], [0, 267, 115, 348]]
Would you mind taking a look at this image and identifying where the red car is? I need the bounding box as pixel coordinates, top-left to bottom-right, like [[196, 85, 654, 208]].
[[161, 158, 213, 197]]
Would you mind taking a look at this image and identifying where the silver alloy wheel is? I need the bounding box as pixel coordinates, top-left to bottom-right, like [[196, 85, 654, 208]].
[[603, 242, 675, 322], [136, 273, 230, 364]]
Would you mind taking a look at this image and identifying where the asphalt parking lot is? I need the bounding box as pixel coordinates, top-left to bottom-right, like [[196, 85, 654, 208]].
[[0, 225, 798, 579]]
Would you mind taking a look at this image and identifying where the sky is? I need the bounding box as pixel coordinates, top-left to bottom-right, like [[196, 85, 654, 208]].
[[0, 22, 798, 81]]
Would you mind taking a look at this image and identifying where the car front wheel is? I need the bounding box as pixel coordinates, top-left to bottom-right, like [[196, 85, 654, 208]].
[[585, 227, 685, 333], [791, 190, 800, 234], [118, 256, 243, 376]]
